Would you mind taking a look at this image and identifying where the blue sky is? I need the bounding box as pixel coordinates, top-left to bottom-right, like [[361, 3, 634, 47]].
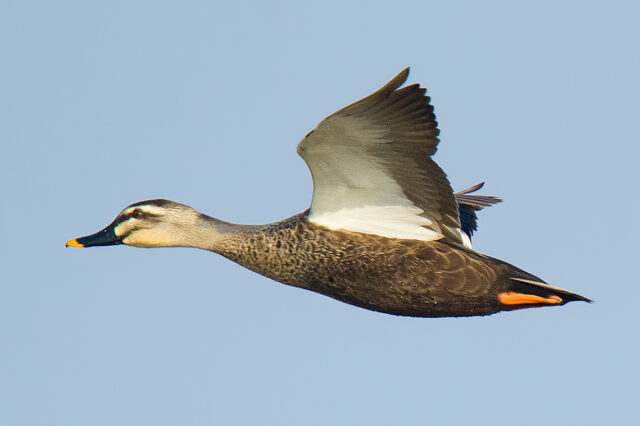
[[1, 1, 638, 425]]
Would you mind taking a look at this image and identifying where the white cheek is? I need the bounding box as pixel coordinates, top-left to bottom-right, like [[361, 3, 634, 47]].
[[123, 227, 175, 247], [122, 231, 142, 246], [114, 219, 135, 237], [122, 229, 155, 247]]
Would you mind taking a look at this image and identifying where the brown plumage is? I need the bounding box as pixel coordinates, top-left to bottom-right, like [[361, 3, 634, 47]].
[[66, 68, 591, 317], [202, 212, 588, 317]]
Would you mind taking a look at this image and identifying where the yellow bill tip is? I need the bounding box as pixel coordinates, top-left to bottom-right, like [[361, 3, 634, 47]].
[[65, 239, 84, 248]]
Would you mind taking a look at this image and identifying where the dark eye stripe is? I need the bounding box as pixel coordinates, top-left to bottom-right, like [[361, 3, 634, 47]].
[[119, 209, 161, 223], [131, 209, 145, 219]]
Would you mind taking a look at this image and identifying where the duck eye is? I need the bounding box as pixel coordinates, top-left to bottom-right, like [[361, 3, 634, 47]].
[[131, 209, 144, 219]]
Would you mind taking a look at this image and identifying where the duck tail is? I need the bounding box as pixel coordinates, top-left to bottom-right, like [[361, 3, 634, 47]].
[[496, 266, 592, 308]]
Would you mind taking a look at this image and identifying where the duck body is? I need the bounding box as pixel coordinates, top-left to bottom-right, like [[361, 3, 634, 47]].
[[206, 212, 586, 317], [67, 68, 591, 317]]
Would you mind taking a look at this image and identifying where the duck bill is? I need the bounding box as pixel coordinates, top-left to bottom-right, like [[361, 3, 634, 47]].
[[66, 221, 122, 248]]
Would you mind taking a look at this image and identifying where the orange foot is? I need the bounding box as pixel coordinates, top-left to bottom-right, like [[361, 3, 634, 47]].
[[498, 292, 563, 306]]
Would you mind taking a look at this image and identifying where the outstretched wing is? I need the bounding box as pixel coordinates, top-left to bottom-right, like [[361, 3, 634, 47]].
[[297, 68, 465, 245]]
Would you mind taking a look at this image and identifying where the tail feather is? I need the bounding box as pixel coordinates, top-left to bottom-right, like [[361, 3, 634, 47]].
[[510, 277, 592, 304]]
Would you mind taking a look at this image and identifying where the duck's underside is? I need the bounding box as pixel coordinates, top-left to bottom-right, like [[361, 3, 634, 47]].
[[304, 246, 589, 318], [216, 215, 590, 318]]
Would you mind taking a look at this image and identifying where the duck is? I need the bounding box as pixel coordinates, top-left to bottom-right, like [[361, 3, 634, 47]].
[[66, 68, 590, 317]]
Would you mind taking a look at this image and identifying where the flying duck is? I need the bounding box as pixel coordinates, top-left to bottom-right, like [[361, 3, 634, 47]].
[[67, 68, 590, 317]]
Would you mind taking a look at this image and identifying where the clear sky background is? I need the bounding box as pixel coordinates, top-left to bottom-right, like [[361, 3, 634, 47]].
[[1, 1, 638, 425]]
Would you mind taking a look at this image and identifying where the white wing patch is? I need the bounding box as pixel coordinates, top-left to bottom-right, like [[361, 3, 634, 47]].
[[309, 205, 443, 241], [300, 115, 447, 242]]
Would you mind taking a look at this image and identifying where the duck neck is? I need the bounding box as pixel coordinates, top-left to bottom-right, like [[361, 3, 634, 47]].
[[190, 214, 261, 251], [194, 212, 312, 285]]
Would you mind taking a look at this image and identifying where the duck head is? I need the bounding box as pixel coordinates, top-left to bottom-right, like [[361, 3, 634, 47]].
[[66, 199, 204, 248]]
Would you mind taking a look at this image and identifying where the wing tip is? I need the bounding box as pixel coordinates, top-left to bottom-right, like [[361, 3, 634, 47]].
[[455, 182, 503, 209], [456, 182, 485, 194], [379, 67, 410, 94]]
